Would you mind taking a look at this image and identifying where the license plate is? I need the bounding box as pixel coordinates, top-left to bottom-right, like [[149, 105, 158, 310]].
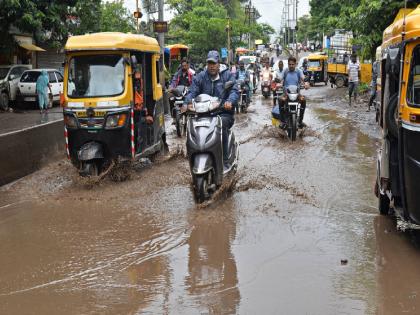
[[24, 97, 36, 102], [76, 111, 105, 118]]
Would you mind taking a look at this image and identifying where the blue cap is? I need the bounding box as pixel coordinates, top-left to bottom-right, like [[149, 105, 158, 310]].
[[206, 50, 220, 63]]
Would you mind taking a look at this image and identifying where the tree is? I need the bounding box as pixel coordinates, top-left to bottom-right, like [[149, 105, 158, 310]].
[[307, 0, 419, 58], [99, 0, 136, 33]]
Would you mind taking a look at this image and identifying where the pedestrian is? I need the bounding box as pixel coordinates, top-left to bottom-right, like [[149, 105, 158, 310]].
[[36, 70, 52, 114], [367, 60, 379, 111], [347, 54, 360, 106]]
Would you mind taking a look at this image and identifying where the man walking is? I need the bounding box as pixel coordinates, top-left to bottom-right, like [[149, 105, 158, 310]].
[[348, 54, 360, 106]]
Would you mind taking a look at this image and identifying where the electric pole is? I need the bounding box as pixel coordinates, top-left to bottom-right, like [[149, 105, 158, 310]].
[[226, 18, 232, 64]]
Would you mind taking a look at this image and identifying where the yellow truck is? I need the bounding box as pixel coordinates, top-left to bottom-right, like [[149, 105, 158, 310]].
[[327, 60, 372, 88]]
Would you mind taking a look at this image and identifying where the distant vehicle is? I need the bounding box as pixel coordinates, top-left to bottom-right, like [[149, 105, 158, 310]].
[[238, 55, 257, 65], [0, 64, 32, 111], [17, 69, 64, 107]]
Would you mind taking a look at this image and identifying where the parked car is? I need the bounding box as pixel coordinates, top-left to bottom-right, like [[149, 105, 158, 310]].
[[0, 64, 32, 111], [17, 69, 64, 107]]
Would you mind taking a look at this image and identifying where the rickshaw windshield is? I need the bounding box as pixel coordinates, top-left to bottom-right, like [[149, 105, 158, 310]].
[[308, 60, 320, 68], [407, 45, 420, 107], [67, 54, 125, 98]]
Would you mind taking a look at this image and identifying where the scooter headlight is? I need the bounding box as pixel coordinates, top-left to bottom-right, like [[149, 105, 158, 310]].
[[105, 113, 127, 129], [194, 101, 210, 113]]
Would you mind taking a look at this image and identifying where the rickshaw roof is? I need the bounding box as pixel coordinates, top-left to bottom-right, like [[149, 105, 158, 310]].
[[65, 32, 160, 53], [307, 54, 328, 61], [166, 44, 189, 50], [382, 5, 420, 48]]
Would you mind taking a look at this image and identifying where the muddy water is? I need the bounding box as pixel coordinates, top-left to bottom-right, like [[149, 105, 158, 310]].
[[0, 85, 414, 314]]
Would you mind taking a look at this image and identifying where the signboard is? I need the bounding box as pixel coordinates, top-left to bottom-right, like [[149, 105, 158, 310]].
[[221, 48, 228, 59], [153, 21, 168, 33], [255, 39, 263, 45]]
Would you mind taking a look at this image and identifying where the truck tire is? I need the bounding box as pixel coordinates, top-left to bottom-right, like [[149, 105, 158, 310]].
[[335, 75, 345, 88]]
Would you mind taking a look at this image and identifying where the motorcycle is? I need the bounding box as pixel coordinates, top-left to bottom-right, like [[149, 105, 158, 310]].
[[186, 82, 239, 203], [237, 79, 249, 113], [272, 85, 302, 141], [170, 85, 189, 137], [261, 80, 271, 99], [309, 71, 315, 87]]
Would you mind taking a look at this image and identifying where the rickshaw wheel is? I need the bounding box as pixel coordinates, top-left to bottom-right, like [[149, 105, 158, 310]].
[[375, 181, 390, 215], [386, 94, 399, 139]]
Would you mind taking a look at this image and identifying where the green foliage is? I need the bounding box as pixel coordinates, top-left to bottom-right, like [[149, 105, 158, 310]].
[[0, 0, 135, 51], [99, 0, 136, 33], [167, 0, 274, 62], [307, 0, 419, 58]]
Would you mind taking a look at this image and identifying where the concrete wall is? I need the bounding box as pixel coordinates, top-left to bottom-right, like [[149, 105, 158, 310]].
[[0, 120, 65, 186]]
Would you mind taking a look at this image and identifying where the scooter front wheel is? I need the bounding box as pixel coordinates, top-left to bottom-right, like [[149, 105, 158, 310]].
[[194, 175, 208, 203]]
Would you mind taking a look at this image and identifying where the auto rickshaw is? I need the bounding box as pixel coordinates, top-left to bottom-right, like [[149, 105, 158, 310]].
[[164, 44, 189, 76], [376, 5, 420, 226], [306, 54, 328, 86], [62, 32, 166, 176]]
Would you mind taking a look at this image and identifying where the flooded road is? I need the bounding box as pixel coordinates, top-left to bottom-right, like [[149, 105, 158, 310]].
[[0, 85, 419, 314]]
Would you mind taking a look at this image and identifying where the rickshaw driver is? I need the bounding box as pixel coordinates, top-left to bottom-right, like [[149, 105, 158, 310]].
[[184, 50, 239, 168]]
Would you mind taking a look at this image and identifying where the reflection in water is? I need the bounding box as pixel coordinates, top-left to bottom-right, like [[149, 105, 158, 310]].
[[185, 203, 240, 314], [375, 216, 420, 314]]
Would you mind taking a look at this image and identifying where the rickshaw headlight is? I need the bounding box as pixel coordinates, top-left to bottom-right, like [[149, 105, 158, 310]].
[[105, 113, 127, 129], [64, 115, 78, 129]]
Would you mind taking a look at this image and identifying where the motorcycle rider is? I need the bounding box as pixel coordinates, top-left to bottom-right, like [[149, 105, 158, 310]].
[[169, 59, 194, 121], [261, 61, 272, 86], [279, 56, 309, 128], [272, 60, 285, 106], [185, 50, 239, 168], [236, 61, 251, 105]]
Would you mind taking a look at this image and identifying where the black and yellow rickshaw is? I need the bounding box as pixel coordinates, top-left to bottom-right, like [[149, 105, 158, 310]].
[[376, 5, 420, 226], [307, 54, 328, 86], [164, 44, 189, 76], [62, 32, 166, 176]]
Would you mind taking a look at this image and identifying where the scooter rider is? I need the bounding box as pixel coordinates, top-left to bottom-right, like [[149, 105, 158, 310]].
[[279, 56, 309, 128], [185, 50, 239, 168], [236, 61, 251, 105]]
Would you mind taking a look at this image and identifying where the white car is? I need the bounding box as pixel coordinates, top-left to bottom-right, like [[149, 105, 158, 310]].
[[0, 64, 32, 110], [17, 69, 64, 106]]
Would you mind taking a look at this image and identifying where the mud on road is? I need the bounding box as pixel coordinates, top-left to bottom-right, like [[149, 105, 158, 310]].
[[0, 85, 419, 314]]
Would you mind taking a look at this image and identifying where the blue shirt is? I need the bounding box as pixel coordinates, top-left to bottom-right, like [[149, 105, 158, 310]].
[[283, 69, 304, 88]]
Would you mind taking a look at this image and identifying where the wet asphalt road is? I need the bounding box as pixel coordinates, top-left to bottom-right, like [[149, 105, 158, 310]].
[[1, 84, 420, 314]]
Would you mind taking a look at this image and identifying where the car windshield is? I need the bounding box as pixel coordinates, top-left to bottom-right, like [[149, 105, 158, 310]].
[[20, 71, 41, 83], [308, 60, 321, 68], [408, 45, 420, 107], [0, 68, 10, 80], [68, 54, 125, 98]]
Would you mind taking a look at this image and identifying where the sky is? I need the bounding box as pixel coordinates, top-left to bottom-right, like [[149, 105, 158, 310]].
[[121, 0, 310, 32]]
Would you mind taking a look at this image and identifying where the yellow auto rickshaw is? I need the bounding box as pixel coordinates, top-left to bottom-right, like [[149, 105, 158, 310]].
[[376, 5, 420, 225], [306, 54, 328, 86], [62, 32, 166, 176]]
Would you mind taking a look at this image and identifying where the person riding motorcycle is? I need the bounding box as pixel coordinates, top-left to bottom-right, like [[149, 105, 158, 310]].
[[184, 50, 239, 168], [236, 61, 251, 105], [169, 59, 194, 121], [261, 62, 272, 84], [279, 56, 309, 128], [272, 60, 285, 105]]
